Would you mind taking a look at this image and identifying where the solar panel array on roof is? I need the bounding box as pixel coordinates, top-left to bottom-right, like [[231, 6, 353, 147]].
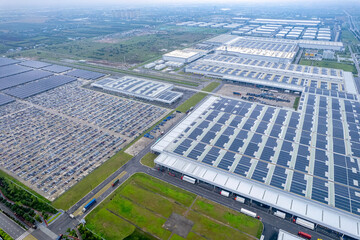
[[163, 94, 360, 216], [0, 93, 15, 106], [42, 65, 72, 73], [0, 57, 20, 67], [0, 70, 53, 90], [66, 69, 105, 80], [0, 65, 32, 79], [3, 75, 76, 99], [19, 60, 52, 69]]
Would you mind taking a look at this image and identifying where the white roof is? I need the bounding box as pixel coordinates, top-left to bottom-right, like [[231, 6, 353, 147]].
[[164, 50, 201, 59]]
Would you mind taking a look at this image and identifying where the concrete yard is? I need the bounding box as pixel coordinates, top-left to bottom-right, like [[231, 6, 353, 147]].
[[216, 83, 299, 109]]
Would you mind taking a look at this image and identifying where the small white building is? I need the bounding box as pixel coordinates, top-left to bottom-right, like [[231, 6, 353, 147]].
[[163, 49, 205, 63]]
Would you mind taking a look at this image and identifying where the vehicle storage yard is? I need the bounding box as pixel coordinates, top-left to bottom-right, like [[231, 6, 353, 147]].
[[216, 84, 298, 108], [0, 58, 168, 200]]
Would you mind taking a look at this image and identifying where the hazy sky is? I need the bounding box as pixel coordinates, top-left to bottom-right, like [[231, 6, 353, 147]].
[[0, 0, 357, 8]]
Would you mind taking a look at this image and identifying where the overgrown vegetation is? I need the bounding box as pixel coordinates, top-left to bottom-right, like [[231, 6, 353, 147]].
[[0, 177, 56, 214]]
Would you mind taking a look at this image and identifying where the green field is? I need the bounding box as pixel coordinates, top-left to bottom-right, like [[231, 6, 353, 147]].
[[10, 27, 220, 65], [299, 59, 357, 74], [341, 29, 360, 44], [86, 173, 263, 240], [52, 151, 132, 210], [141, 152, 158, 168], [201, 82, 220, 92]]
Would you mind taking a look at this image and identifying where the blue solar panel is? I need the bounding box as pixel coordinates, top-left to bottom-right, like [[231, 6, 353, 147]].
[[335, 195, 351, 212], [270, 175, 286, 189], [3, 75, 76, 99], [244, 142, 259, 157], [218, 152, 236, 170], [0, 70, 53, 90], [19, 60, 51, 69], [201, 131, 216, 144], [202, 147, 221, 165], [66, 69, 105, 80], [334, 166, 348, 185], [311, 188, 328, 204], [260, 147, 275, 162], [0, 64, 32, 79], [215, 135, 230, 148], [42, 64, 72, 73], [0, 93, 15, 106], [0, 57, 19, 67], [277, 151, 291, 167], [188, 128, 203, 140], [294, 155, 308, 172]]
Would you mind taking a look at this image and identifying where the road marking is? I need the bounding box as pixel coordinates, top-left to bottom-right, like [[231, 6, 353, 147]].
[[16, 229, 34, 240], [73, 171, 127, 216]]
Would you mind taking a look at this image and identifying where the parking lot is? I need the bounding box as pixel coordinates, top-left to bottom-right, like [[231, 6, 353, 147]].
[[0, 81, 168, 201], [28, 81, 168, 141], [216, 83, 299, 108]]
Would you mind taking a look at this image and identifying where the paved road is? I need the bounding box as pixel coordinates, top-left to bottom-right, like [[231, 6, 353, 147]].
[[0, 211, 26, 239]]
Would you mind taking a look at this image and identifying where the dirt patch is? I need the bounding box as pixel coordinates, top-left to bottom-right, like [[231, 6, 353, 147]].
[[125, 111, 184, 156], [163, 213, 194, 238], [216, 83, 300, 109]]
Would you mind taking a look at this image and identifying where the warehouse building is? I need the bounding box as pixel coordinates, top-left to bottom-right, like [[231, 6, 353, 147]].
[[152, 87, 360, 239], [162, 49, 206, 63], [185, 54, 348, 92], [91, 76, 183, 104], [250, 18, 321, 26]]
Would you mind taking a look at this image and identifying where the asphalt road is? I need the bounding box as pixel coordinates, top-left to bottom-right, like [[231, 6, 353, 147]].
[[0, 211, 26, 239]]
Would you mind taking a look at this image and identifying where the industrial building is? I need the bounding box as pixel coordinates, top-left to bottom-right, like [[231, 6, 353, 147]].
[[185, 54, 350, 93], [208, 35, 343, 51], [215, 38, 298, 63], [91, 76, 183, 104], [162, 49, 206, 63], [250, 18, 321, 26], [152, 89, 360, 239]]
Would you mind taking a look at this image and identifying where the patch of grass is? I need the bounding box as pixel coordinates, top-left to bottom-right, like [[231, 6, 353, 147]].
[[293, 97, 300, 110], [52, 151, 132, 210], [140, 152, 158, 168], [341, 29, 360, 44], [86, 173, 262, 240], [299, 59, 357, 74], [124, 228, 157, 240], [0, 170, 50, 204], [176, 92, 207, 113], [108, 197, 171, 239], [187, 211, 254, 240], [201, 82, 220, 93], [193, 197, 263, 238], [86, 208, 135, 239], [0, 228, 13, 240], [129, 174, 196, 207], [121, 182, 187, 218]]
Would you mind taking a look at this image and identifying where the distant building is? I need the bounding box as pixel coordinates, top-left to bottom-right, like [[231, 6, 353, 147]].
[[323, 50, 336, 60], [163, 49, 205, 63]]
